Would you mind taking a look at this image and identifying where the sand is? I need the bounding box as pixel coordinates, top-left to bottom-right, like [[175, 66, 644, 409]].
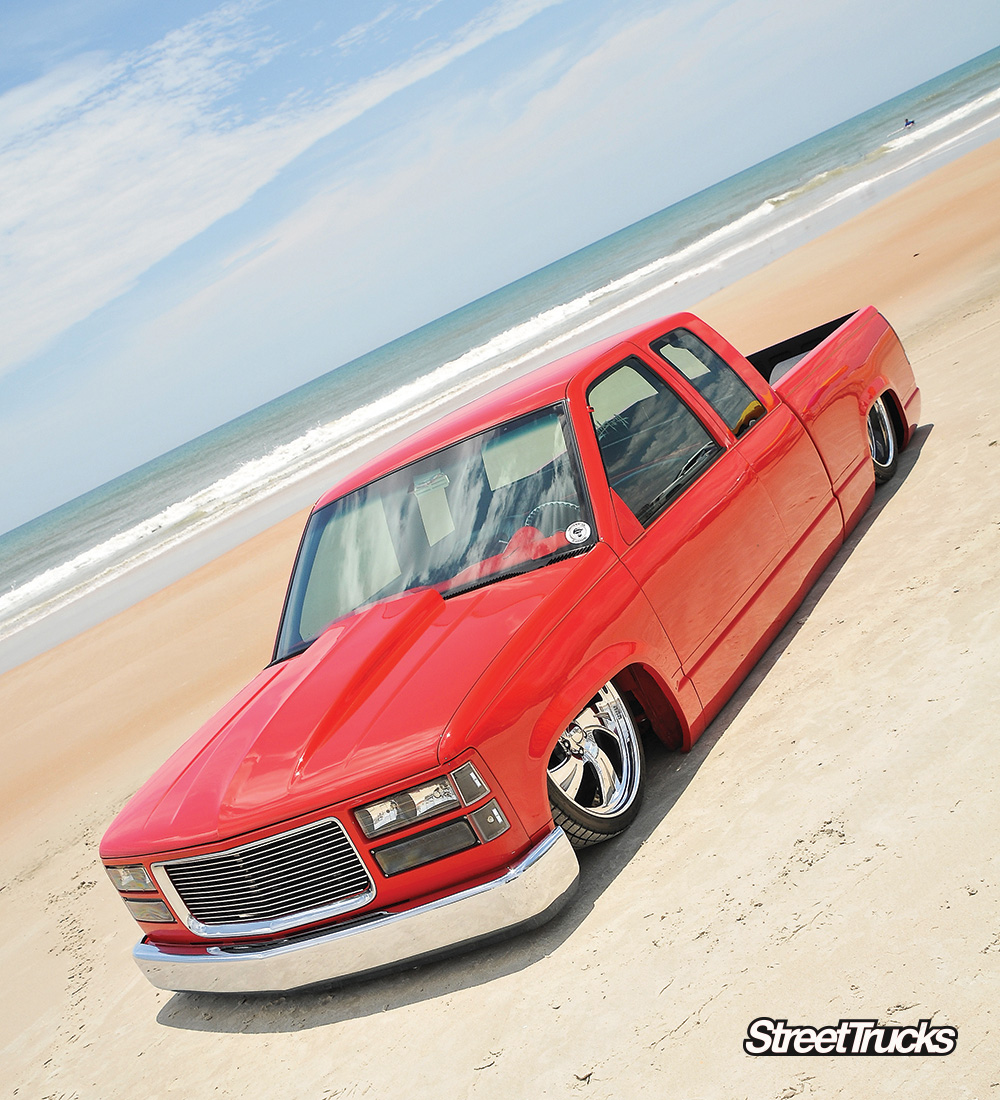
[[3, 138, 1000, 1098]]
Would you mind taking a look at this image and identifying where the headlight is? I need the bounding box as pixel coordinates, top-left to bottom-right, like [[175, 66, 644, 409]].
[[123, 898, 174, 923], [355, 778, 460, 839], [105, 864, 156, 892], [373, 819, 478, 876]]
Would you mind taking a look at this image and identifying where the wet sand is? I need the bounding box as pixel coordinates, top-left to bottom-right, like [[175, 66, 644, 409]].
[[3, 138, 1000, 1098]]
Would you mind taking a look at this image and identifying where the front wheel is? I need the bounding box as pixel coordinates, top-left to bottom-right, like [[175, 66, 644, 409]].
[[867, 395, 898, 483], [547, 682, 645, 849]]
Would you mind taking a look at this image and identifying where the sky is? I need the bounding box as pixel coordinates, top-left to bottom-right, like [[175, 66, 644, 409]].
[[2, 0, 999, 535]]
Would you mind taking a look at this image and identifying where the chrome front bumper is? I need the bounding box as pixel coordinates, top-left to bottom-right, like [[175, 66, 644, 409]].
[[133, 827, 579, 994]]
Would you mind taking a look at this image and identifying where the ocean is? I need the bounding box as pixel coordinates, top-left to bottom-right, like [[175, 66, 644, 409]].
[[3, 44, 1000, 671]]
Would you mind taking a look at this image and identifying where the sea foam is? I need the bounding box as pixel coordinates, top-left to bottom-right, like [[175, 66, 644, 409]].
[[3, 46, 1000, 649]]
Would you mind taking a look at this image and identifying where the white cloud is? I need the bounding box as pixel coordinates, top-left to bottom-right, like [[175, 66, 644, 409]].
[[330, 6, 398, 56], [96, 0, 965, 405], [3, 0, 998, 532], [0, 0, 569, 377], [63, 0, 835, 372]]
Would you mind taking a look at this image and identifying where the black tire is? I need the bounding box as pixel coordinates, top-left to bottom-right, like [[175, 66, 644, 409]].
[[547, 682, 645, 849], [867, 395, 899, 483]]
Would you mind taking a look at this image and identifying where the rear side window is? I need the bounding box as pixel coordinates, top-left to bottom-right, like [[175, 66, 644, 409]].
[[651, 329, 765, 436], [588, 357, 720, 526]]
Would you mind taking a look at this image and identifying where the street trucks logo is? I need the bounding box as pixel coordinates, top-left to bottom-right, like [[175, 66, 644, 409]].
[[744, 1017, 957, 1056]]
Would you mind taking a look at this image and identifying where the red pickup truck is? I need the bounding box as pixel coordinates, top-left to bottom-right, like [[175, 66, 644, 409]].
[[101, 308, 919, 993]]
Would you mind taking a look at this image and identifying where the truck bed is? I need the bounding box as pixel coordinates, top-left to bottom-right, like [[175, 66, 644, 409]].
[[740, 307, 919, 537], [746, 313, 854, 385]]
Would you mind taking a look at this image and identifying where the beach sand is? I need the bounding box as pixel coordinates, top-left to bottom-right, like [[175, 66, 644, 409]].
[[3, 137, 1000, 1098]]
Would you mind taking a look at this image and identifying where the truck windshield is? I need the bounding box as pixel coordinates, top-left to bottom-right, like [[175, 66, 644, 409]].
[[274, 405, 594, 660]]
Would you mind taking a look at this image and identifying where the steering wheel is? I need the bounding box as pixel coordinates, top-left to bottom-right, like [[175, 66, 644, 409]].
[[524, 500, 581, 537]]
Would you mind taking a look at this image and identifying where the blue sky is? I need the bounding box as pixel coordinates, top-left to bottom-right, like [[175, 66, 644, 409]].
[[2, 0, 999, 534]]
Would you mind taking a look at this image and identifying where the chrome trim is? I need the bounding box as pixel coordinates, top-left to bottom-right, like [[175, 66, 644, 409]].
[[134, 827, 579, 994], [151, 816, 375, 939]]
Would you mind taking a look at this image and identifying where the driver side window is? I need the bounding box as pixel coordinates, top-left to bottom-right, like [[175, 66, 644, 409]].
[[588, 358, 719, 527]]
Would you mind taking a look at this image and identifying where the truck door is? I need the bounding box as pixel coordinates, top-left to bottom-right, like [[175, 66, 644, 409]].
[[585, 355, 788, 720], [649, 324, 839, 550]]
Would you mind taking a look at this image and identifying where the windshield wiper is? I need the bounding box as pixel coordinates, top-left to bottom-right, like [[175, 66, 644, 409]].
[[442, 543, 591, 599]]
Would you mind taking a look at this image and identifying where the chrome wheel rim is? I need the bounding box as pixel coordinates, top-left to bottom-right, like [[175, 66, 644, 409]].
[[547, 684, 642, 819], [867, 396, 896, 471]]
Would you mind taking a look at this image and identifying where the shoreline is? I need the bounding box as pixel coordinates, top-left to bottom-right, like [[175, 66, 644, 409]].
[[4, 117, 1000, 677], [4, 135, 1000, 1098]]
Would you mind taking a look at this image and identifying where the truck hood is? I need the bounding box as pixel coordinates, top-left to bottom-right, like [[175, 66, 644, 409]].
[[101, 555, 594, 857]]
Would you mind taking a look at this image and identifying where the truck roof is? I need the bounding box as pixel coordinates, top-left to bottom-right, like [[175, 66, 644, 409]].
[[313, 311, 692, 509]]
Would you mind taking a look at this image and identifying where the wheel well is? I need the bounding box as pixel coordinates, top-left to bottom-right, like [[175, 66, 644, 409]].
[[879, 388, 906, 447], [614, 664, 684, 750]]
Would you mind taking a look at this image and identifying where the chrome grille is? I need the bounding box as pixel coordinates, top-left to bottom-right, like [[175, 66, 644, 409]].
[[160, 817, 375, 931]]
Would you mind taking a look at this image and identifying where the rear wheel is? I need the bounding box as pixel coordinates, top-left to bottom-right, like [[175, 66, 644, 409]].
[[868, 395, 898, 483], [547, 682, 645, 849]]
